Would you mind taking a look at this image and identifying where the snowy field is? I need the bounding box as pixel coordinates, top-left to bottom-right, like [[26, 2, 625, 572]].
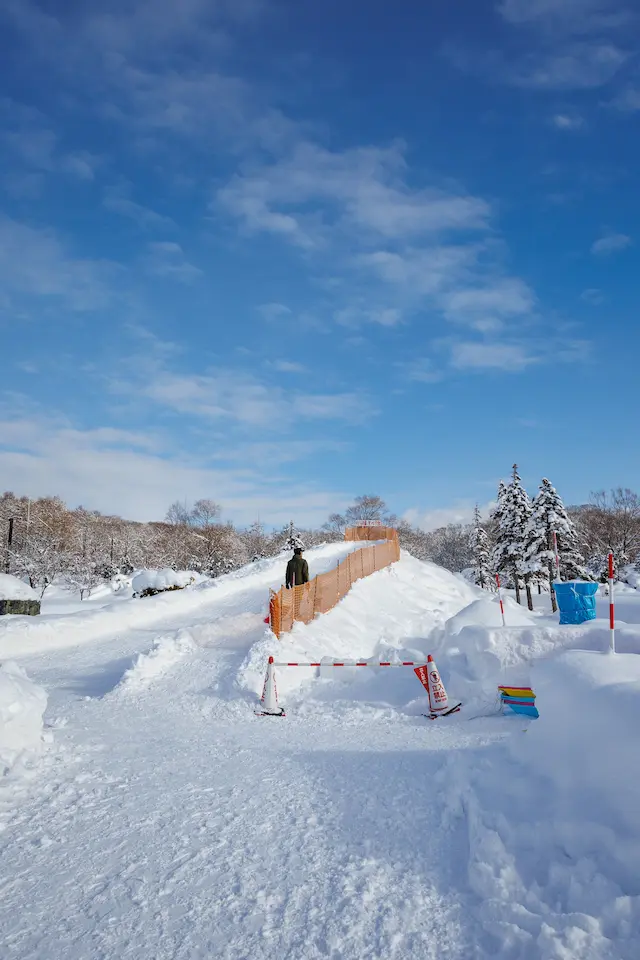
[[1, 543, 639, 959]]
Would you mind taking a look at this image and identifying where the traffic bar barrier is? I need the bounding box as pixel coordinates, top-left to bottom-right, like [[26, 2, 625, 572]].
[[272, 660, 423, 667]]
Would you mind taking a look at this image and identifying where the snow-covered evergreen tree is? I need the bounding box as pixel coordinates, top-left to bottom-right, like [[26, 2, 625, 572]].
[[284, 521, 305, 552], [492, 466, 532, 605], [490, 480, 508, 577], [469, 505, 493, 589], [525, 477, 591, 612]]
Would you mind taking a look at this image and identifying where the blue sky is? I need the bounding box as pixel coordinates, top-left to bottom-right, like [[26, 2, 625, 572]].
[[0, 0, 638, 528]]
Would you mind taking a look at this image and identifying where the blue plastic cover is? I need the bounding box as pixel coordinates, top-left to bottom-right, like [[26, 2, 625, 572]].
[[554, 581, 599, 625]]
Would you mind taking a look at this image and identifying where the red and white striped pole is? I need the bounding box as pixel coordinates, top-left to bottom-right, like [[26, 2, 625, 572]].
[[608, 551, 615, 654], [552, 531, 561, 582], [495, 572, 506, 627], [272, 660, 424, 668]]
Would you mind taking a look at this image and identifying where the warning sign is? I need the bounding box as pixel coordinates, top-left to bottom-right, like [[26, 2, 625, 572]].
[[414, 664, 430, 693]]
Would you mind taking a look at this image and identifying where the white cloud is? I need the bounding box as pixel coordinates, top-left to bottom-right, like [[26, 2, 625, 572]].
[[359, 246, 476, 297], [400, 358, 443, 383], [144, 241, 202, 283], [103, 185, 175, 229], [296, 393, 375, 423], [404, 500, 494, 532], [609, 87, 640, 111], [258, 302, 293, 322], [591, 232, 632, 255], [450, 341, 537, 371], [112, 355, 376, 428], [450, 2, 632, 91], [498, 0, 628, 30], [552, 113, 585, 129], [442, 278, 535, 321], [334, 304, 403, 328], [511, 43, 628, 90], [0, 410, 347, 527], [60, 152, 100, 180], [218, 141, 490, 247], [2, 171, 45, 199], [580, 287, 604, 304], [220, 182, 313, 248], [1, 100, 102, 181], [269, 360, 307, 373], [0, 215, 118, 312], [5, 125, 56, 169]]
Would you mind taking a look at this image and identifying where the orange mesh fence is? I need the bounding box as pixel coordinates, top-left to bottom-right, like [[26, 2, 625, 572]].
[[344, 526, 398, 542], [269, 532, 400, 639]]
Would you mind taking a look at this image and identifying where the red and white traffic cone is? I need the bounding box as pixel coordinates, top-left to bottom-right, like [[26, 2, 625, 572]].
[[415, 655, 461, 719], [256, 656, 285, 716]]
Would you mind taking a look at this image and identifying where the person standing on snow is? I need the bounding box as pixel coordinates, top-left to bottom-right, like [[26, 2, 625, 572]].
[[286, 547, 309, 589]]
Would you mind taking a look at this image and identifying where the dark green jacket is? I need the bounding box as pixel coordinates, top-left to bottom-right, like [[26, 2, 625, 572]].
[[286, 554, 309, 588]]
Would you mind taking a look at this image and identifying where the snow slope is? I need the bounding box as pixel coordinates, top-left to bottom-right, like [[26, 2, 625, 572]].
[[0, 541, 360, 660], [1, 543, 639, 959]]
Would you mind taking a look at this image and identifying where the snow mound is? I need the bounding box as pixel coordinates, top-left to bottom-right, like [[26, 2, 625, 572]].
[[0, 661, 47, 773], [445, 650, 640, 958], [132, 569, 202, 595], [445, 594, 537, 635], [115, 630, 196, 694], [621, 566, 640, 591], [0, 574, 38, 602], [239, 551, 481, 714]]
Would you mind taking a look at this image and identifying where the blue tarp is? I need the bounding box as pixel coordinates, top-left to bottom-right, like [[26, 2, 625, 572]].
[[554, 581, 599, 625]]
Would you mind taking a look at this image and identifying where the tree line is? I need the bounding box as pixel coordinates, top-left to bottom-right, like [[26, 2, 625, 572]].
[[1, 484, 638, 601], [469, 469, 640, 611]]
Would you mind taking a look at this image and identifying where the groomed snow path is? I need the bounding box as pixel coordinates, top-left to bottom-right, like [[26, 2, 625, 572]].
[[0, 546, 502, 960]]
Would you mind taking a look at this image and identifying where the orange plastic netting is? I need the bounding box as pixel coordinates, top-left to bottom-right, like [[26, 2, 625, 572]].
[[344, 525, 398, 542], [269, 529, 400, 639]]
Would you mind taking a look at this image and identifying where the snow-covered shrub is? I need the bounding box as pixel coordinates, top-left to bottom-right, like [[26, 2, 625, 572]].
[[132, 569, 199, 598]]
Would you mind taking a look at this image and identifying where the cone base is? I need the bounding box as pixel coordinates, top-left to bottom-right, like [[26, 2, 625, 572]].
[[255, 707, 286, 717], [423, 701, 462, 720]]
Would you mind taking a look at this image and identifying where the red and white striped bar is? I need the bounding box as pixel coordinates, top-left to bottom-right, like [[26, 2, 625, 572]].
[[495, 572, 506, 627], [272, 661, 423, 668], [553, 531, 561, 582], [609, 551, 616, 654]]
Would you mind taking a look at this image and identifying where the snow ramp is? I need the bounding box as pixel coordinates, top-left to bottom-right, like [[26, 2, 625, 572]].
[[240, 552, 480, 716]]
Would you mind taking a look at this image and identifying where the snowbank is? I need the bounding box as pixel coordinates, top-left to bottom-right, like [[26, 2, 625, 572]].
[[446, 650, 640, 958], [0, 661, 47, 773], [444, 594, 537, 635], [132, 569, 202, 595], [433, 593, 640, 707], [0, 574, 38, 602], [115, 630, 196, 694], [620, 565, 640, 591]]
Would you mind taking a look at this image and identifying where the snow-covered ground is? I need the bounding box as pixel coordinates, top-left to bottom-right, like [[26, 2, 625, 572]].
[[1, 543, 639, 959]]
